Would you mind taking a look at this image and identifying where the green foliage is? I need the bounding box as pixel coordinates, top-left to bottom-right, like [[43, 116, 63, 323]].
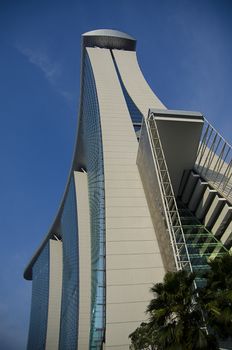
[[129, 254, 232, 349], [147, 270, 218, 349], [200, 253, 232, 339], [129, 270, 219, 349], [129, 322, 158, 350]]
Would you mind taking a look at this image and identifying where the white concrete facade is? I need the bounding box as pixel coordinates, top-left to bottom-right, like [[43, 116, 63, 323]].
[[74, 171, 91, 349], [46, 240, 63, 350], [87, 46, 165, 348]]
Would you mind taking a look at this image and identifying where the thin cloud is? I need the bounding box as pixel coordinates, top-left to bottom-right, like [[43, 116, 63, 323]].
[[15, 44, 74, 104], [16, 45, 61, 85]]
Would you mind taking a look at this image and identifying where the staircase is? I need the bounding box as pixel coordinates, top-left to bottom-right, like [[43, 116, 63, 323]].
[[146, 114, 230, 285], [179, 170, 232, 251], [177, 199, 227, 286]]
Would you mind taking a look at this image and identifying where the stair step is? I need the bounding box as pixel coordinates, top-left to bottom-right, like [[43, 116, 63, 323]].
[[204, 195, 226, 229], [188, 178, 208, 212], [182, 171, 200, 204], [211, 203, 232, 239], [195, 187, 217, 220], [220, 222, 232, 249]]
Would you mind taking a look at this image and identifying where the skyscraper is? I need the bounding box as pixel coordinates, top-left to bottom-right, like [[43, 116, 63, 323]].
[[24, 29, 232, 349]]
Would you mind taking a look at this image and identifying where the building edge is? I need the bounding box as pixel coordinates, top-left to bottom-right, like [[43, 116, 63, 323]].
[[23, 29, 136, 281]]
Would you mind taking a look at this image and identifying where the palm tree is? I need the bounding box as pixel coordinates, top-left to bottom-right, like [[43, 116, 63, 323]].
[[129, 270, 219, 349], [147, 270, 218, 349], [199, 253, 232, 340]]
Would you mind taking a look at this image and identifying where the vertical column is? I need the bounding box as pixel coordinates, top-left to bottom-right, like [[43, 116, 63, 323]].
[[74, 171, 91, 349], [46, 239, 63, 350]]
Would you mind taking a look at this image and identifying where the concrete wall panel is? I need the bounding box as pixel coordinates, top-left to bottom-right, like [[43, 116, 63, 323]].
[[74, 171, 91, 350], [106, 227, 158, 241], [107, 267, 164, 285], [113, 49, 165, 116], [87, 47, 165, 349], [46, 240, 63, 350]]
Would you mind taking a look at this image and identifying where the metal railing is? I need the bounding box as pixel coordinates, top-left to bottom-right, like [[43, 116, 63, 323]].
[[147, 113, 193, 272], [195, 119, 232, 204]]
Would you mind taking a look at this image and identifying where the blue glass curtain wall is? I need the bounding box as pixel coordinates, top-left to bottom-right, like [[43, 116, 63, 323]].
[[81, 52, 106, 349], [59, 177, 79, 350]]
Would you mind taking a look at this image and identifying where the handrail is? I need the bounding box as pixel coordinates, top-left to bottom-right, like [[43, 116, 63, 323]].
[[195, 118, 232, 204]]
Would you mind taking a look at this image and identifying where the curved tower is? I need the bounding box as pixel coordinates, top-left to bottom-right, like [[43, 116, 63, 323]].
[[25, 29, 232, 349], [25, 29, 166, 350]]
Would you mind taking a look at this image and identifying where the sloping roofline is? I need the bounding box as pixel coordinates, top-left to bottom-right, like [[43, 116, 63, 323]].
[[24, 29, 136, 280]]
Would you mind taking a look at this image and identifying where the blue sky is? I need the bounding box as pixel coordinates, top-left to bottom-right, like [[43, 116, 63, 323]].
[[0, 0, 232, 349]]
